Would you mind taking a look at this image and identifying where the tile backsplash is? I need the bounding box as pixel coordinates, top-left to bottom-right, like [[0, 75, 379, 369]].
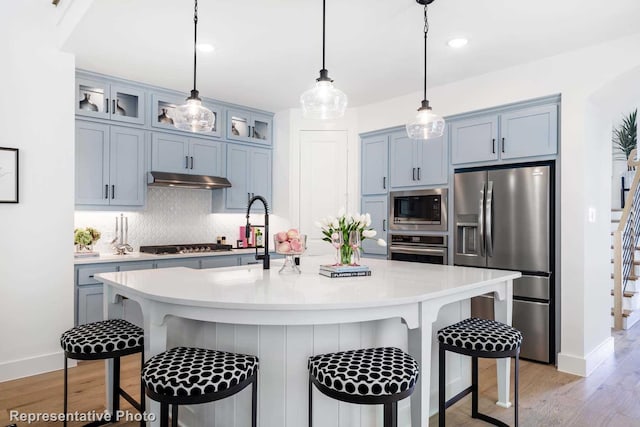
[[74, 187, 290, 253]]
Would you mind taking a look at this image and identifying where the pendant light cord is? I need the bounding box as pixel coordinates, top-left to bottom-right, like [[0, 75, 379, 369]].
[[322, 0, 326, 71], [423, 3, 429, 102], [193, 0, 199, 92]]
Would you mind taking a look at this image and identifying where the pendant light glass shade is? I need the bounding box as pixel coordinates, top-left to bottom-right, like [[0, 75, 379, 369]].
[[300, 0, 347, 119], [174, 90, 215, 132], [300, 76, 348, 120], [406, 0, 444, 140], [406, 101, 445, 139], [174, 0, 215, 133]]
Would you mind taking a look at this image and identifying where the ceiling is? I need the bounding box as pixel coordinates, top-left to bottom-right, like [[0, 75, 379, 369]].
[[65, 0, 640, 113]]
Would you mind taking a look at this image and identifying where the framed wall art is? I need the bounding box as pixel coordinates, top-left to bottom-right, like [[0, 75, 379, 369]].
[[0, 147, 19, 203]]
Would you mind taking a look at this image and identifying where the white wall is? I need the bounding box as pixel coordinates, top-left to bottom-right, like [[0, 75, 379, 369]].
[[0, 2, 76, 381], [355, 33, 640, 376]]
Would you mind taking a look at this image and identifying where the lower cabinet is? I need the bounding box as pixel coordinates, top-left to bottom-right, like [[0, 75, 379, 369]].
[[201, 256, 240, 269], [77, 285, 106, 326], [361, 195, 388, 256], [154, 258, 202, 269]]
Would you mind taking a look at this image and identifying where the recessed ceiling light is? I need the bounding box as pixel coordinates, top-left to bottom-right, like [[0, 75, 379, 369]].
[[447, 38, 468, 49], [197, 43, 215, 53]]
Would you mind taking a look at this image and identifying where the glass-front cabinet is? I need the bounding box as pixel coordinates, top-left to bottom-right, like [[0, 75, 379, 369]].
[[151, 93, 223, 138], [227, 109, 272, 145], [76, 77, 145, 125]]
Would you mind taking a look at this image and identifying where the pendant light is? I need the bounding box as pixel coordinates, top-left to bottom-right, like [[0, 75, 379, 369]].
[[300, 0, 348, 120], [406, 0, 445, 140], [174, 0, 215, 133]]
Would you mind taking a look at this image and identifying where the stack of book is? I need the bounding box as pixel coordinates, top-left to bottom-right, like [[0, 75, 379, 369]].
[[319, 264, 371, 278]]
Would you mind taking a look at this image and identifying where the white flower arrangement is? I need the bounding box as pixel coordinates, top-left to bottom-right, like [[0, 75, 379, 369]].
[[315, 208, 387, 248]]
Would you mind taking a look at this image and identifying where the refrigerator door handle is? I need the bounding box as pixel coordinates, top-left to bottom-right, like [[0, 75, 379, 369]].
[[486, 180, 494, 257], [479, 183, 486, 257]]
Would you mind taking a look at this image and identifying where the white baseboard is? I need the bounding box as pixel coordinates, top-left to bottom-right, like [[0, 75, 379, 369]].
[[0, 350, 74, 382], [557, 336, 614, 377]]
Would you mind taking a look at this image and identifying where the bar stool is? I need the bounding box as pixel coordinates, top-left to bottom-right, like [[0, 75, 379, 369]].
[[308, 347, 419, 427], [437, 317, 523, 427], [142, 347, 259, 427], [60, 319, 145, 427]]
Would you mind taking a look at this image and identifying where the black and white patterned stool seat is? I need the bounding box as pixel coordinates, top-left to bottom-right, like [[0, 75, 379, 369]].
[[142, 347, 259, 398], [437, 317, 523, 352], [60, 319, 143, 357], [308, 347, 419, 397]]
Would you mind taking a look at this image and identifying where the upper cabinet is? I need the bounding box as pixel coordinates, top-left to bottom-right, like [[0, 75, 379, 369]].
[[219, 144, 272, 211], [361, 134, 389, 196], [450, 101, 558, 165], [227, 109, 273, 145], [361, 128, 448, 194], [499, 104, 558, 160], [450, 116, 499, 164], [76, 76, 145, 125], [151, 132, 223, 177], [151, 93, 223, 138], [389, 131, 448, 189], [75, 121, 146, 206]]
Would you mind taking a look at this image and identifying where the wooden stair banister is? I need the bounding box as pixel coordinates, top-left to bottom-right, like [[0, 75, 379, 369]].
[[613, 149, 640, 330]]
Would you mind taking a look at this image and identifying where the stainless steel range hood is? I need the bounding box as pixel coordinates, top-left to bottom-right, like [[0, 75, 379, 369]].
[[147, 171, 232, 190]]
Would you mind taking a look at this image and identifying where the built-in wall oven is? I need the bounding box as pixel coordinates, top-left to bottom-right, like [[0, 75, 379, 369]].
[[389, 188, 447, 232], [388, 234, 447, 265]]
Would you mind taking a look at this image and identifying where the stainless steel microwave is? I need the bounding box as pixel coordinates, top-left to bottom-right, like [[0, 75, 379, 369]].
[[389, 188, 448, 231]]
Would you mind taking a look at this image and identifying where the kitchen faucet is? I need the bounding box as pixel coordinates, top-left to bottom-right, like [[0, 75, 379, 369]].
[[246, 195, 270, 269]]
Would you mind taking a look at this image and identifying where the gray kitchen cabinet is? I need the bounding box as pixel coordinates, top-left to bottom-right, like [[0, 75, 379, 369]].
[[75, 264, 117, 326], [239, 254, 262, 265], [499, 104, 558, 160], [76, 75, 145, 125], [450, 115, 499, 164], [222, 144, 272, 211], [151, 92, 223, 138], [151, 132, 223, 177], [77, 285, 105, 326], [361, 134, 389, 195], [201, 256, 240, 269], [227, 108, 272, 145], [450, 100, 558, 165], [360, 196, 388, 256], [75, 121, 146, 206], [154, 258, 202, 269], [389, 131, 447, 189]]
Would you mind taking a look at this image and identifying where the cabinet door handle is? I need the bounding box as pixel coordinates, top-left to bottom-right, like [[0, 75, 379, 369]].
[[502, 137, 505, 153], [105, 98, 109, 113], [383, 219, 386, 231], [185, 156, 189, 169], [190, 156, 194, 169], [417, 167, 421, 180], [111, 185, 115, 199], [250, 126, 254, 138], [492, 138, 496, 154], [105, 184, 109, 199], [112, 99, 116, 114], [383, 176, 386, 189], [412, 168, 416, 181]]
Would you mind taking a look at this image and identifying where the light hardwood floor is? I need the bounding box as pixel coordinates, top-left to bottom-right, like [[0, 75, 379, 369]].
[[1, 326, 639, 426]]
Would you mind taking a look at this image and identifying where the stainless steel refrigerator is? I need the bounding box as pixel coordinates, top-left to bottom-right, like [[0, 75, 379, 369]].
[[454, 162, 555, 363]]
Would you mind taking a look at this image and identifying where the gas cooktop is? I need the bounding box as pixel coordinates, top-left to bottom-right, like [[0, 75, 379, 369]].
[[139, 243, 233, 255]]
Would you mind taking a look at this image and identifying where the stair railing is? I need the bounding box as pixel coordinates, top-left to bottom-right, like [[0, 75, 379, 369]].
[[613, 149, 640, 329]]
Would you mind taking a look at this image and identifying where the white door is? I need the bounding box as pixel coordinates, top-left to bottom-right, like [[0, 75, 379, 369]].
[[299, 130, 348, 255]]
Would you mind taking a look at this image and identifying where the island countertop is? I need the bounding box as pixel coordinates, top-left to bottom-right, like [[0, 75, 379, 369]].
[[96, 255, 521, 311]]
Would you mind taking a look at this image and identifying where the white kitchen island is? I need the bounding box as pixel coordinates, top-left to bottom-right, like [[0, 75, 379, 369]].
[[96, 256, 520, 427]]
